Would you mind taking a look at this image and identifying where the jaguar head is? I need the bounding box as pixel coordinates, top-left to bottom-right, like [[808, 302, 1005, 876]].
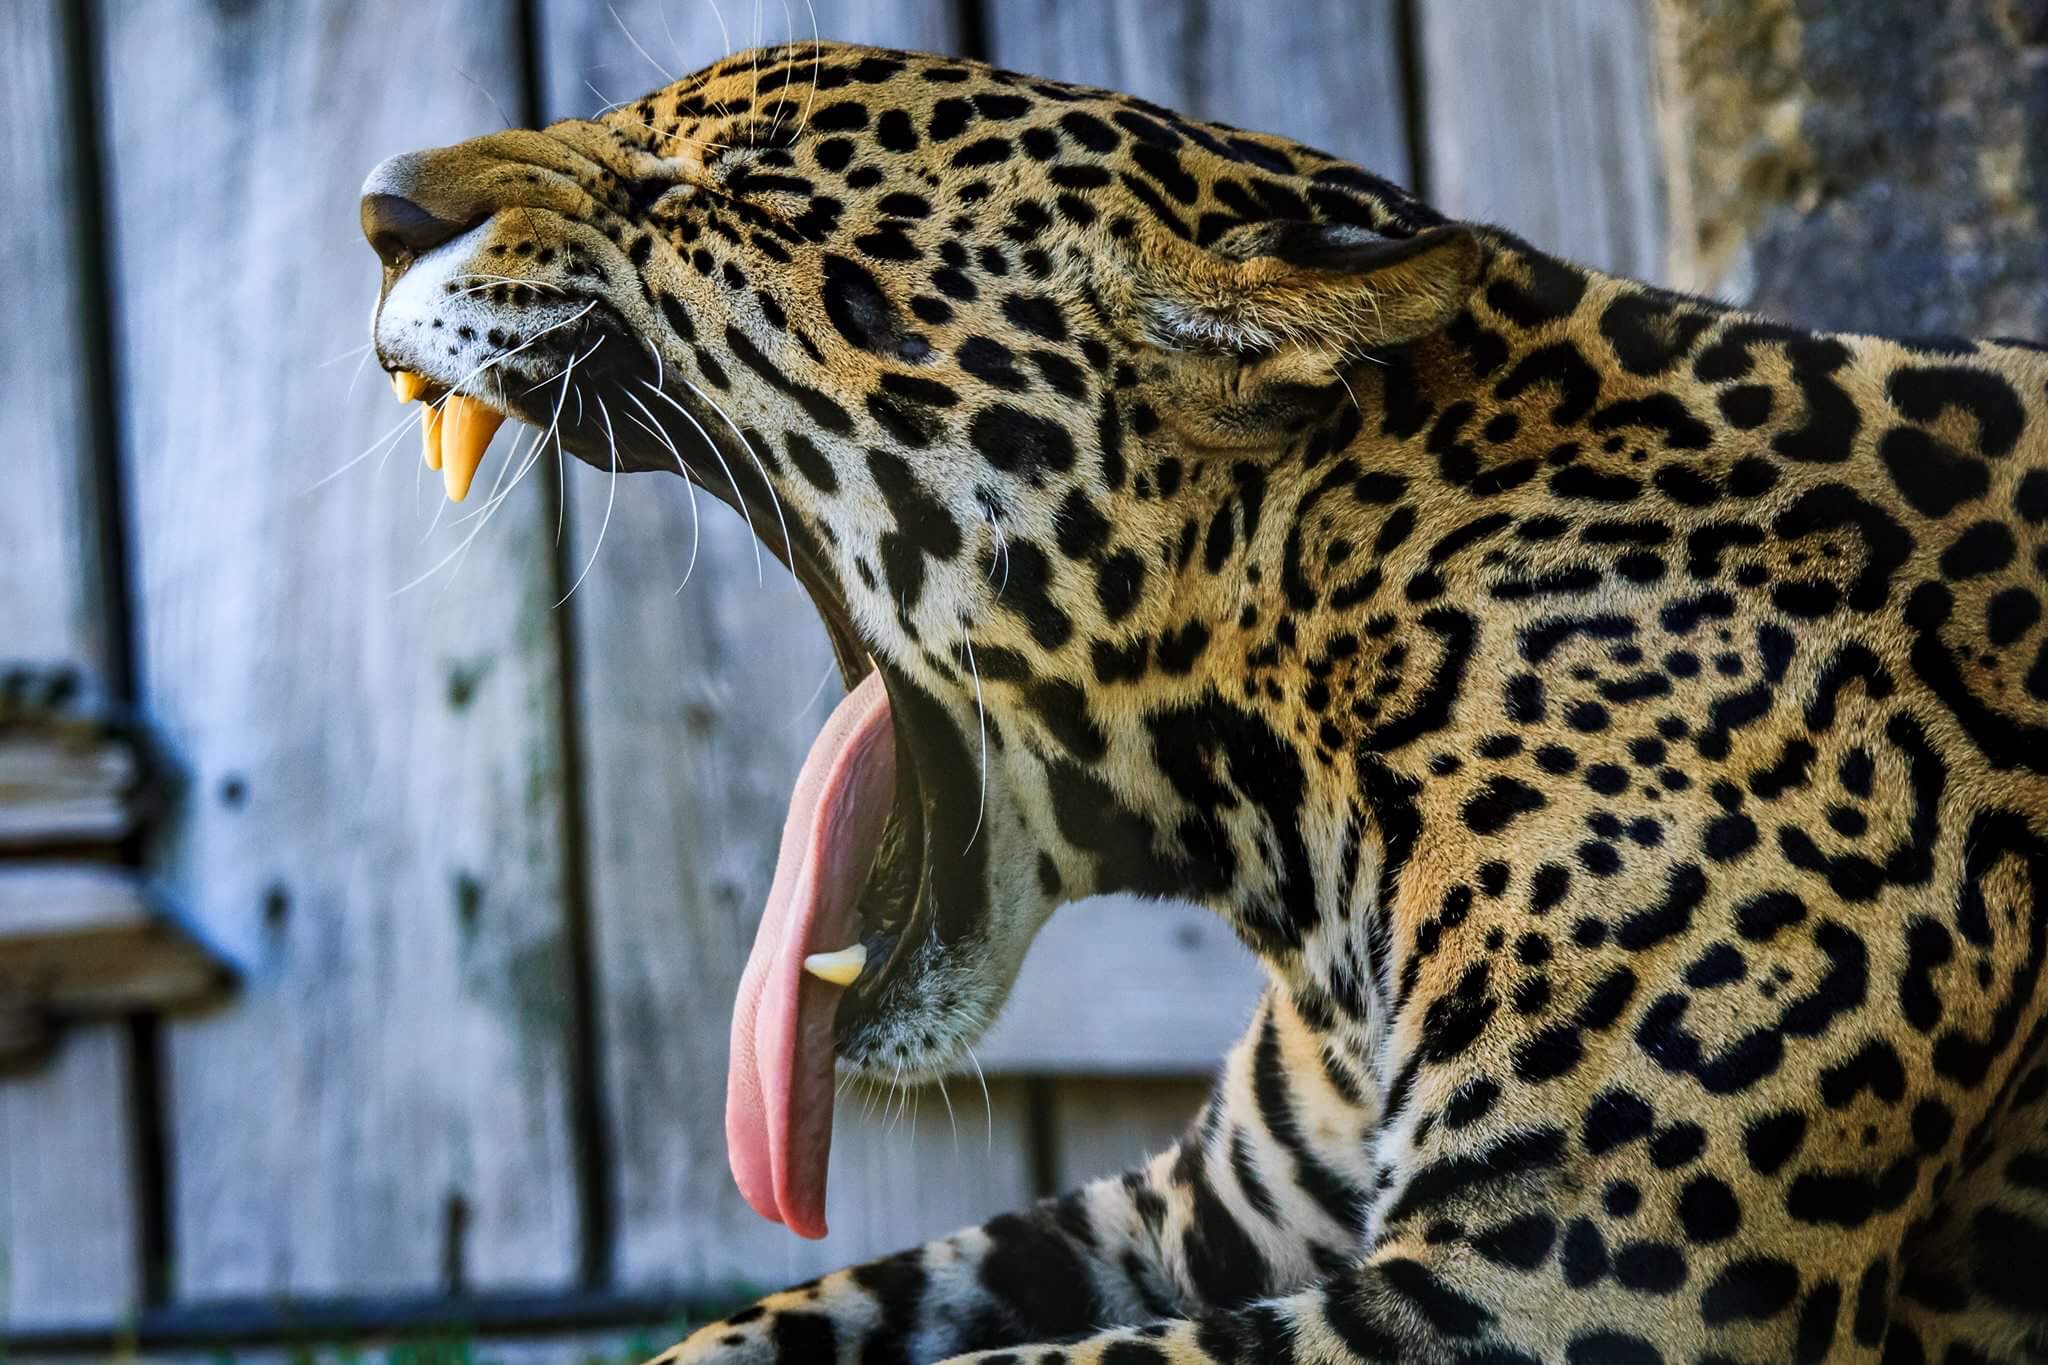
[[362, 40, 1480, 1235]]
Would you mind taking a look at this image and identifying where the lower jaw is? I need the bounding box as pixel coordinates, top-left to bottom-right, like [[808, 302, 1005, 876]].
[[828, 680, 935, 1050], [531, 350, 978, 1070]]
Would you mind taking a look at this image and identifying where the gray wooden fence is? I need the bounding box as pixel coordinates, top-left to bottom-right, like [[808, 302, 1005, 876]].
[[0, 1, 1663, 1358]]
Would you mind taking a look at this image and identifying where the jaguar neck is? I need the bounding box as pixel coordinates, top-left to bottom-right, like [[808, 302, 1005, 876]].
[[1110, 239, 1616, 1019]]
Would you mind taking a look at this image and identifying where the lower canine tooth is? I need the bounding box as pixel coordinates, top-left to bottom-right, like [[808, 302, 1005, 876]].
[[439, 394, 506, 502], [803, 944, 867, 987]]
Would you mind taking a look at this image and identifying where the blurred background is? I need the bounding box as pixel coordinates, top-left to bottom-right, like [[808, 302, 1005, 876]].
[[3, 0, 2042, 1360]]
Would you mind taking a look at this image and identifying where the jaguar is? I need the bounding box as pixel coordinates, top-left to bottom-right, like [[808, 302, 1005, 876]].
[[360, 41, 2048, 1365]]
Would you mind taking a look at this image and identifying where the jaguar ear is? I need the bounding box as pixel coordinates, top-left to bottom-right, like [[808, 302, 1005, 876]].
[[1132, 221, 1486, 360]]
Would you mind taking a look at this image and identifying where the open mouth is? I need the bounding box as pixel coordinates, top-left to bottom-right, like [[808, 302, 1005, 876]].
[[386, 363, 942, 1238]]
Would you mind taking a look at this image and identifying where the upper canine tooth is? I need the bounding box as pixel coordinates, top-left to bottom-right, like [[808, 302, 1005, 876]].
[[802, 944, 867, 987], [391, 370, 429, 403], [440, 394, 506, 502]]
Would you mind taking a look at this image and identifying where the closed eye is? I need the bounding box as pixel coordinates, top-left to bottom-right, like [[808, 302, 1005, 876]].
[[709, 115, 801, 160]]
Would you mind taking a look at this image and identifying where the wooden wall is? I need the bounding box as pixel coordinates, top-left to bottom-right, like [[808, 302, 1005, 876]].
[[0, 1, 1663, 1357]]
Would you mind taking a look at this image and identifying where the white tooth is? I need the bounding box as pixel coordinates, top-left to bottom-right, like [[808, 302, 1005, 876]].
[[802, 944, 867, 987]]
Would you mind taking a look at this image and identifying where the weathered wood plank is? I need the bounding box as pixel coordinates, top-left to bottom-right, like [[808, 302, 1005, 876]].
[[532, 0, 1038, 1291], [1417, 0, 1667, 282], [982, 0, 1412, 184], [0, 0, 143, 1329], [1048, 1078, 1209, 1193], [976, 901, 1262, 1074], [96, 0, 583, 1299]]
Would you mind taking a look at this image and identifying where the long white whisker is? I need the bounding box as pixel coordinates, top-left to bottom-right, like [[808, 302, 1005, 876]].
[[319, 341, 376, 368], [586, 77, 628, 118], [984, 505, 1013, 595], [677, 372, 791, 565], [656, 0, 684, 70], [453, 65, 516, 131], [611, 3, 676, 81], [935, 1074, 960, 1156], [390, 478, 525, 596], [557, 392, 622, 606], [765, 0, 799, 140], [798, 0, 821, 138], [436, 359, 575, 553], [620, 399, 704, 592], [553, 424, 571, 546], [439, 425, 553, 588], [305, 406, 423, 493], [395, 357, 561, 595], [965, 1045, 994, 1155], [747, 0, 763, 122], [448, 366, 538, 529], [342, 346, 377, 405], [787, 660, 835, 728], [553, 335, 605, 544], [437, 300, 598, 408], [448, 272, 566, 294], [639, 379, 764, 584], [420, 476, 453, 544], [960, 623, 988, 853], [885, 1060, 906, 1136], [447, 280, 557, 303], [446, 420, 547, 528], [1335, 370, 1363, 418], [702, 0, 732, 55]]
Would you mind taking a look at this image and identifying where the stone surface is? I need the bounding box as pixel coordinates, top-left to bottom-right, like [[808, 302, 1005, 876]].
[[1660, 0, 2048, 338]]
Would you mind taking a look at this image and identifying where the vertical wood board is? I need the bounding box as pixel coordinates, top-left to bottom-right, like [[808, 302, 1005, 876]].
[[96, 0, 583, 1300], [1, 0, 118, 684], [0, 0, 142, 1329], [1417, 0, 1667, 282]]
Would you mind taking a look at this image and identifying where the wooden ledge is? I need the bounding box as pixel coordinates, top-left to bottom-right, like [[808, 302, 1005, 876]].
[[0, 864, 236, 1070]]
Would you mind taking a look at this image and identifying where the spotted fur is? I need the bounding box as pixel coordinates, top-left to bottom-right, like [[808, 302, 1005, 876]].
[[362, 43, 2048, 1365]]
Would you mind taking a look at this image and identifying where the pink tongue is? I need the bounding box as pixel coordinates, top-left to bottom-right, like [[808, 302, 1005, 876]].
[[727, 670, 895, 1238]]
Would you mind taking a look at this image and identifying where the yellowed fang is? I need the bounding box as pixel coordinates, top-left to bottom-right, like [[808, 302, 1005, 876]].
[[390, 369, 429, 403], [439, 394, 505, 502], [802, 945, 866, 987]]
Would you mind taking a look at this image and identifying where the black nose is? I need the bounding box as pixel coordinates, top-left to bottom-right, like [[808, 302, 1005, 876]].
[[360, 190, 467, 269]]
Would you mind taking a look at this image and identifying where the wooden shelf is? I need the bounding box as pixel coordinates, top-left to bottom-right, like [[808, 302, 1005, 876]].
[[0, 864, 235, 1069], [0, 731, 144, 848]]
